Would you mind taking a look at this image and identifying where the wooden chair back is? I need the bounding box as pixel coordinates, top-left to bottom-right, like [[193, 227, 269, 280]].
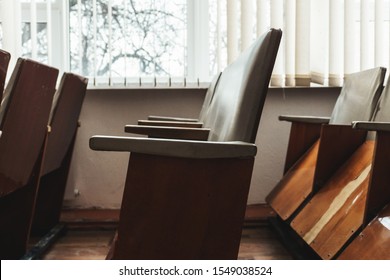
[[0, 58, 58, 259], [31, 72, 88, 235]]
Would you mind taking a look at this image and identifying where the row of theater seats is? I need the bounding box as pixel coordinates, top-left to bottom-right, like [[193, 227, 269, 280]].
[[0, 49, 88, 260], [267, 67, 390, 259]]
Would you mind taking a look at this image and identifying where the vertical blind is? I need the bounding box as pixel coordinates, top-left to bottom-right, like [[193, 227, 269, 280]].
[[221, 0, 390, 87], [0, 0, 389, 87]]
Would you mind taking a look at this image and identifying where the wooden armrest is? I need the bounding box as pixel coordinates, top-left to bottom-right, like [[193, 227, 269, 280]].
[[279, 115, 330, 124], [125, 125, 210, 140], [89, 136, 257, 159], [148, 115, 199, 122], [137, 120, 203, 128], [352, 121, 390, 132]]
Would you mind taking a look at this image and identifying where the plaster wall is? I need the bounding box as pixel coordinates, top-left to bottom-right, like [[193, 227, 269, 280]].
[[63, 87, 340, 209]]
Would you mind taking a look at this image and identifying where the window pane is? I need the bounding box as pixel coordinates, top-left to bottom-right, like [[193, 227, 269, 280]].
[[69, 0, 186, 78], [21, 22, 49, 63]]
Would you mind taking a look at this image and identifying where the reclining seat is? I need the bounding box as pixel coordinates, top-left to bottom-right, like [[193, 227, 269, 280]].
[[31, 72, 88, 236], [0, 58, 58, 259], [291, 78, 390, 259], [0, 49, 11, 98], [89, 28, 282, 259], [266, 67, 386, 221]]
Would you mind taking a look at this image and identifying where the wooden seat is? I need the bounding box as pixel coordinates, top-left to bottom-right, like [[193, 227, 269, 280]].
[[31, 72, 88, 236], [89, 28, 282, 260], [338, 203, 390, 260], [266, 67, 386, 221], [290, 79, 390, 259], [0, 49, 11, 99], [0, 58, 58, 259]]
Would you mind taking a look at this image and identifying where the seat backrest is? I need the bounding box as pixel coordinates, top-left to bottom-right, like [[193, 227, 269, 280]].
[[329, 67, 386, 124], [42, 72, 88, 175], [198, 72, 222, 123], [0, 49, 11, 98], [371, 77, 390, 122], [203, 28, 282, 143], [0, 58, 58, 192]]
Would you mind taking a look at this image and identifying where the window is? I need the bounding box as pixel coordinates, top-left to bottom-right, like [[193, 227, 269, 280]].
[[0, 0, 389, 87]]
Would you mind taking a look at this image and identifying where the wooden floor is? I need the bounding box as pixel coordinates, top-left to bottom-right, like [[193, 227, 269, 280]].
[[40, 224, 293, 260]]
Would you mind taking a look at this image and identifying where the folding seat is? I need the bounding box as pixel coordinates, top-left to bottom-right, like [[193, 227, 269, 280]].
[[126, 73, 222, 140], [338, 203, 390, 260], [0, 58, 58, 259], [31, 73, 88, 237], [290, 78, 390, 259], [0, 49, 11, 98], [89, 28, 282, 259], [142, 72, 222, 127], [266, 67, 386, 221]]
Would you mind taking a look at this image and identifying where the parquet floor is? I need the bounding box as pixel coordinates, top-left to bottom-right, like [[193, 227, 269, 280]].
[[40, 225, 293, 260]]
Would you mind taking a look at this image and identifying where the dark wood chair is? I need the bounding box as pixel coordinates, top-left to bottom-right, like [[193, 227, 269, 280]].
[[0, 49, 11, 99], [290, 79, 390, 259], [89, 28, 282, 260], [0, 58, 58, 259], [266, 67, 386, 221], [31, 72, 88, 236]]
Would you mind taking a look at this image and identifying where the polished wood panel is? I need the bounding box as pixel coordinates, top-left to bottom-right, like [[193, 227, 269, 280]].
[[338, 204, 390, 260], [283, 122, 322, 173], [364, 131, 390, 222], [0, 59, 58, 259], [32, 73, 87, 235], [291, 141, 375, 259], [266, 141, 319, 220], [267, 125, 367, 222], [313, 124, 367, 192], [111, 153, 254, 260]]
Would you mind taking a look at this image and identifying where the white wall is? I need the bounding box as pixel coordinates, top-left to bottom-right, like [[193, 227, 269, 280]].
[[63, 87, 340, 209]]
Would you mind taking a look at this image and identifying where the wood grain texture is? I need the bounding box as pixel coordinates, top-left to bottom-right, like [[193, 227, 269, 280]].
[[111, 153, 254, 260], [283, 122, 322, 173], [291, 141, 375, 259], [338, 204, 390, 260], [266, 141, 319, 220]]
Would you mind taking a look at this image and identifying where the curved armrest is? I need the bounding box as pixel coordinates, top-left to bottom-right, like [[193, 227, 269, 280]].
[[138, 120, 203, 128], [148, 115, 199, 122], [90, 136, 257, 159], [279, 115, 330, 124], [125, 125, 210, 140], [352, 121, 390, 132]]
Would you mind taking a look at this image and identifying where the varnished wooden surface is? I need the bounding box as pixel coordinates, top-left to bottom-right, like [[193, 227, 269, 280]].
[[291, 141, 375, 259], [40, 225, 293, 260], [266, 140, 319, 220], [283, 122, 322, 173], [338, 204, 390, 260], [112, 153, 254, 260], [313, 124, 366, 192]]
